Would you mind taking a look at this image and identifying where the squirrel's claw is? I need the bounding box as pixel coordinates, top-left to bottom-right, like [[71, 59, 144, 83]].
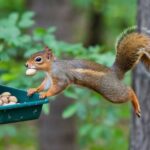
[[39, 92, 47, 99], [27, 88, 37, 96], [136, 109, 141, 118], [137, 113, 141, 118], [135, 107, 141, 118]]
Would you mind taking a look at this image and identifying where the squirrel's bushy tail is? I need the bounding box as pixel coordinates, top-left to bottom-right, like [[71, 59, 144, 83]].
[[113, 27, 150, 79]]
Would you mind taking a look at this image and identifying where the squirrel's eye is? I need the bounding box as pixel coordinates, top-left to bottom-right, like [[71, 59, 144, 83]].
[[35, 57, 43, 63]]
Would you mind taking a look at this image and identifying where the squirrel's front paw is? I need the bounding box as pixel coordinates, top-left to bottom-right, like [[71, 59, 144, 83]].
[[27, 88, 37, 96], [39, 92, 47, 99]]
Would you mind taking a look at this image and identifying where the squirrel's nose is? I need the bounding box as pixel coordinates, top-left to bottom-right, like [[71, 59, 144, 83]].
[[25, 63, 28, 68]]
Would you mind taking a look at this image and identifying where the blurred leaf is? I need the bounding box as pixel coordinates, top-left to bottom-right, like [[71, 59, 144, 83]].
[[64, 90, 78, 99], [0, 125, 16, 138], [8, 12, 19, 26], [79, 124, 93, 136], [42, 104, 50, 115], [18, 11, 35, 28], [47, 26, 56, 33], [62, 103, 78, 118]]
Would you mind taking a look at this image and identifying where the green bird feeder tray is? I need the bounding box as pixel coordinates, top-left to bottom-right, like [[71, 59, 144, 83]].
[[0, 85, 49, 124]]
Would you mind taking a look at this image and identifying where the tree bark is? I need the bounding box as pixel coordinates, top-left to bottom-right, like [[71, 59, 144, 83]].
[[130, 0, 150, 149], [26, 1, 78, 150]]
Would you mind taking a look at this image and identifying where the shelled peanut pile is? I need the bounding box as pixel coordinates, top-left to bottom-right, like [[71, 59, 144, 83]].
[[0, 92, 18, 106]]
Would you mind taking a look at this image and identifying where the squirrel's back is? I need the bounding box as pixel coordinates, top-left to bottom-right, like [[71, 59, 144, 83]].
[[113, 27, 150, 79]]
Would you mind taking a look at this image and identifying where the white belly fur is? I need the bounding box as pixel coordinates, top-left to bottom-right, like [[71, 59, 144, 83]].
[[44, 73, 52, 90]]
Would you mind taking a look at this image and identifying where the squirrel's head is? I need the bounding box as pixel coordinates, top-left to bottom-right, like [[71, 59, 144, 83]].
[[25, 47, 55, 76]]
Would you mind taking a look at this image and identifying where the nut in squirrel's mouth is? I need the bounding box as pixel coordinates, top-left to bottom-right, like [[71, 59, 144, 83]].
[[26, 68, 37, 76]]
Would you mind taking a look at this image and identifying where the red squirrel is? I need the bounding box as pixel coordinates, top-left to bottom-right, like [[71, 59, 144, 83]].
[[25, 27, 150, 117]]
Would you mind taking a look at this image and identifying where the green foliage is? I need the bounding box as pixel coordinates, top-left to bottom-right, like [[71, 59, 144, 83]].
[[0, 125, 17, 138], [0, 0, 25, 18], [18, 12, 35, 28], [64, 87, 130, 150], [0, 123, 38, 150], [71, 0, 104, 12], [62, 103, 78, 118]]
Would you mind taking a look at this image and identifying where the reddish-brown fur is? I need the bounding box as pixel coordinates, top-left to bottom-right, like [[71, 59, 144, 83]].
[[114, 33, 150, 79], [26, 32, 150, 117]]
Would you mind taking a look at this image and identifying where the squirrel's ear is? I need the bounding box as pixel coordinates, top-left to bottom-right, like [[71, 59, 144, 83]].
[[44, 46, 54, 60], [44, 46, 51, 52]]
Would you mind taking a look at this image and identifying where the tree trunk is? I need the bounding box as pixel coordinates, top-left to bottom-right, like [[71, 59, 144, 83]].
[[84, 10, 104, 46], [26, 1, 78, 150], [130, 0, 150, 149]]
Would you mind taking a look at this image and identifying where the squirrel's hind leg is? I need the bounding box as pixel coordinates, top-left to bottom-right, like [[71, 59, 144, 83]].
[[129, 88, 141, 117]]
